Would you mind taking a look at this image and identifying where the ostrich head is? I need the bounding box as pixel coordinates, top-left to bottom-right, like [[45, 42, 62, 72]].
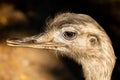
[[7, 12, 116, 80]]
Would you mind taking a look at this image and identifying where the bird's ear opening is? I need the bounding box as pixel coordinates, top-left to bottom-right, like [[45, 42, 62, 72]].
[[88, 34, 100, 47]]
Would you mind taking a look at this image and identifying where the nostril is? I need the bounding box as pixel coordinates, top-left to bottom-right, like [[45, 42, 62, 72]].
[[27, 40, 37, 43]]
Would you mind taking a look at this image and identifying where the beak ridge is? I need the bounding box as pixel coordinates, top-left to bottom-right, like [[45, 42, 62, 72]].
[[6, 33, 65, 49]]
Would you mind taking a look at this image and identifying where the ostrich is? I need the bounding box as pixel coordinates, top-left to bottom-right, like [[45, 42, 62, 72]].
[[7, 12, 116, 80]]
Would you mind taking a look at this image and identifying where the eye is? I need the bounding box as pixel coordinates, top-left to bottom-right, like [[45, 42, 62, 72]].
[[63, 31, 77, 40]]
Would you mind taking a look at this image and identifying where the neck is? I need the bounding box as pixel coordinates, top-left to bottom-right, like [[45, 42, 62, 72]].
[[77, 57, 113, 80]]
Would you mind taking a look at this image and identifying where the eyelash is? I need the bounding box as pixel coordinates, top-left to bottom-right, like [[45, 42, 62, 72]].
[[63, 31, 77, 40]]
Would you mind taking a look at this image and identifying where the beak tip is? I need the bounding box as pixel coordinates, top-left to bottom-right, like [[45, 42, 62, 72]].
[[6, 38, 23, 45], [6, 39, 12, 43]]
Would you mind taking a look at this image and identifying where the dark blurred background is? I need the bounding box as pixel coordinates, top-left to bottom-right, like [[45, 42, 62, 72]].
[[0, 0, 120, 80]]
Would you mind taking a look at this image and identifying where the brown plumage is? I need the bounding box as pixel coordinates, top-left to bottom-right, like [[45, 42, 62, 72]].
[[7, 12, 116, 80]]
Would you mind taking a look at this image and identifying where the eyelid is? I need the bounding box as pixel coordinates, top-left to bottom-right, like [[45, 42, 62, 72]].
[[62, 31, 78, 40]]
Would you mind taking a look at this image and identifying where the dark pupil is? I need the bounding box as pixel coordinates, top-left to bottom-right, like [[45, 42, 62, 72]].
[[64, 31, 76, 39]]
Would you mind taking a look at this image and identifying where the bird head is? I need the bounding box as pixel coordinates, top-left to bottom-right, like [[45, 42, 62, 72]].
[[6, 13, 115, 60]]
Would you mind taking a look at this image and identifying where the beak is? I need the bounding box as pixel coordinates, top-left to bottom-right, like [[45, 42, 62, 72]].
[[6, 32, 65, 50]]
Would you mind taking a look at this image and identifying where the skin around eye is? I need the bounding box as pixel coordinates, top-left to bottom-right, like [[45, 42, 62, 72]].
[[63, 31, 77, 40]]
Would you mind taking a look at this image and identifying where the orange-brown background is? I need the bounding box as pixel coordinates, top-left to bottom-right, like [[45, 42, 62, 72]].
[[0, 0, 119, 80]]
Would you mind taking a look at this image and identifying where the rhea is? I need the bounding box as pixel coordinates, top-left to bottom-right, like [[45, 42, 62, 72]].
[[7, 12, 116, 80]]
